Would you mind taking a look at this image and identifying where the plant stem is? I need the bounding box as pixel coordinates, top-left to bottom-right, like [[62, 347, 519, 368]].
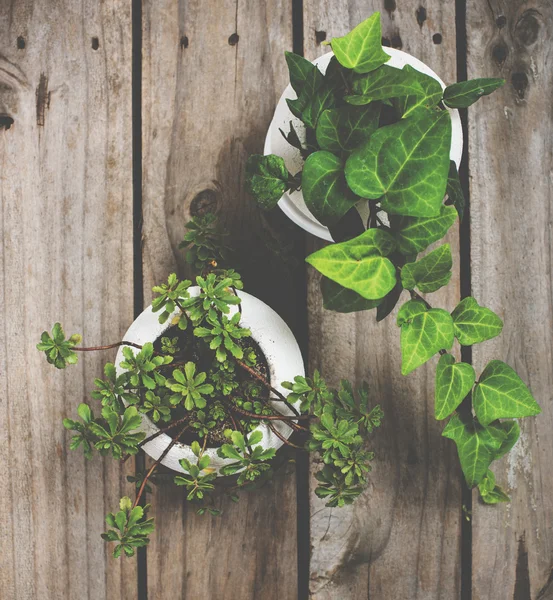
[[267, 422, 305, 450], [234, 359, 300, 417], [122, 416, 191, 462], [132, 425, 189, 509], [73, 341, 144, 352]]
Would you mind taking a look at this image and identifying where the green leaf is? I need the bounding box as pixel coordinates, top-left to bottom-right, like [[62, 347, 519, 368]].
[[434, 354, 476, 420], [285, 51, 318, 95], [478, 470, 511, 504], [396, 299, 427, 326], [306, 228, 397, 300], [446, 161, 465, 221], [451, 297, 503, 346], [345, 110, 451, 217], [302, 80, 337, 129], [394, 65, 443, 118], [443, 78, 505, 108], [316, 104, 380, 153], [321, 276, 381, 313], [473, 360, 540, 426], [443, 414, 507, 487], [393, 205, 457, 255], [400, 244, 452, 293], [330, 12, 390, 74], [400, 307, 454, 375], [77, 403, 92, 424], [346, 64, 423, 105], [302, 151, 358, 226], [245, 154, 290, 210], [488, 420, 520, 461]]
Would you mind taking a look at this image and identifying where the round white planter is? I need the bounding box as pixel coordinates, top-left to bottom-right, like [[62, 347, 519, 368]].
[[264, 48, 464, 241], [115, 287, 304, 476]]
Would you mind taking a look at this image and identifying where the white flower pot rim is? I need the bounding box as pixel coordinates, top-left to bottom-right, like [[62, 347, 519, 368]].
[[264, 47, 464, 242], [115, 287, 304, 475]]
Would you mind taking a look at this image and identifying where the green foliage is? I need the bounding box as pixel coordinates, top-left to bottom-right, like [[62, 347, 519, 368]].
[[314, 464, 365, 507], [451, 297, 503, 346], [398, 302, 454, 375], [478, 470, 510, 504], [442, 413, 519, 488], [218, 430, 276, 485], [346, 64, 423, 105], [329, 12, 390, 74], [434, 354, 475, 420], [181, 273, 241, 324], [472, 360, 540, 426], [37, 323, 81, 369], [102, 497, 154, 558], [166, 362, 214, 410], [160, 336, 180, 355], [345, 110, 452, 217], [195, 311, 251, 362], [285, 51, 319, 95], [89, 406, 145, 460], [443, 78, 505, 108], [119, 343, 172, 390], [92, 362, 139, 412], [174, 441, 218, 503], [446, 161, 465, 221], [301, 151, 358, 226], [321, 276, 381, 313], [63, 403, 97, 459], [151, 273, 192, 328], [316, 104, 380, 153], [393, 65, 443, 118], [392, 205, 457, 256], [179, 212, 231, 272], [139, 390, 171, 423], [245, 154, 291, 210], [306, 228, 397, 300], [400, 244, 453, 293]]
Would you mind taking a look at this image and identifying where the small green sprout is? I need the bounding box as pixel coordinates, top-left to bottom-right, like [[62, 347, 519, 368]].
[[102, 497, 155, 558], [166, 362, 214, 410], [37, 323, 81, 369]]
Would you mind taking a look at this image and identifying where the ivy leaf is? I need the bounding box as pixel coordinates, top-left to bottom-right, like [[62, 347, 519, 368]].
[[434, 354, 476, 420], [376, 280, 403, 322], [302, 80, 337, 129], [442, 413, 507, 487], [286, 66, 324, 120], [478, 470, 510, 504], [394, 65, 443, 118], [316, 104, 380, 153], [346, 64, 423, 105], [396, 299, 427, 326], [401, 244, 452, 293], [345, 110, 451, 217], [245, 155, 290, 210], [329, 12, 390, 74], [399, 305, 454, 375], [443, 78, 505, 108], [321, 276, 381, 313], [285, 51, 318, 95], [446, 161, 465, 221], [473, 360, 540, 426], [451, 297, 503, 346], [392, 205, 457, 256], [489, 420, 520, 460], [302, 151, 359, 226], [306, 229, 397, 300]]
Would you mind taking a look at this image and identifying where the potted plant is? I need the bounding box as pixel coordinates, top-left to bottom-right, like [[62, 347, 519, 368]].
[[38, 213, 384, 558], [246, 12, 540, 504]]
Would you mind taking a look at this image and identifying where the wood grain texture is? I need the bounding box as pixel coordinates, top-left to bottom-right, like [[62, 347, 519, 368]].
[[303, 2, 463, 598], [0, 1, 136, 599], [466, 2, 553, 598], [141, 1, 302, 598]]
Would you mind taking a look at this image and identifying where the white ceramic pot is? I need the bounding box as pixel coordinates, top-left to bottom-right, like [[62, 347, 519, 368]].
[[264, 48, 464, 241], [115, 287, 304, 475]]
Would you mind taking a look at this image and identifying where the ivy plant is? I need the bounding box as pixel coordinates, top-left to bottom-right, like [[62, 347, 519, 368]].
[[245, 11, 538, 503]]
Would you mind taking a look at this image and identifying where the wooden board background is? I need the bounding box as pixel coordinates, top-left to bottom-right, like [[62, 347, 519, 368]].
[[0, 0, 551, 599]]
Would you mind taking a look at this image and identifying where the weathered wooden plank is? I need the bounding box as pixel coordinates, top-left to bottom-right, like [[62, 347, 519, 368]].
[[467, 2, 553, 598], [303, 2, 463, 598], [0, 2, 136, 599], [141, 1, 301, 598]]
